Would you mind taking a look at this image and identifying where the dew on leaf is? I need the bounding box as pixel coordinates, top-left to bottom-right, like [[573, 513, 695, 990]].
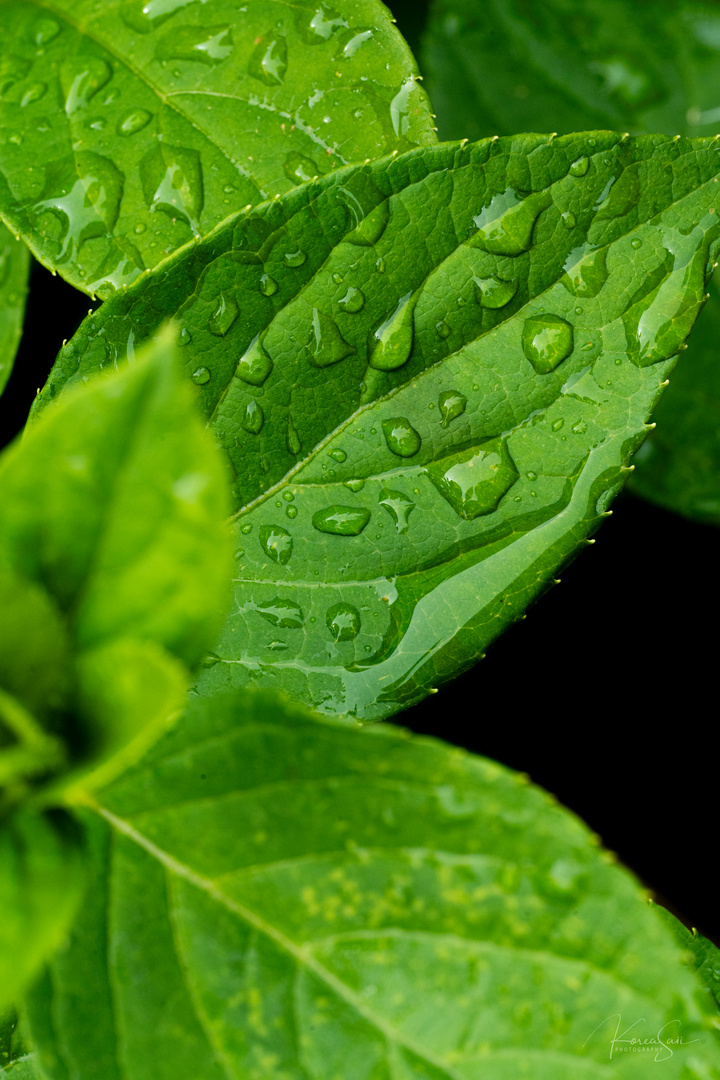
[[139, 143, 204, 231], [561, 211, 576, 229], [242, 399, 264, 434], [569, 155, 590, 177], [369, 292, 416, 370], [118, 109, 153, 136], [522, 314, 574, 373], [241, 523, 253, 534], [156, 25, 234, 65], [436, 319, 451, 338], [236, 334, 273, 385], [208, 293, 239, 336], [284, 152, 318, 184], [191, 366, 210, 385], [329, 448, 347, 462], [287, 414, 302, 455], [345, 199, 390, 247], [631, 237, 642, 249], [284, 249, 307, 268], [379, 489, 415, 534], [21, 82, 47, 107], [561, 244, 608, 297], [376, 256, 386, 273], [326, 602, 361, 641], [471, 189, 550, 256], [298, 4, 348, 44], [473, 275, 518, 309], [438, 390, 467, 427], [390, 76, 416, 138], [338, 29, 374, 59], [307, 308, 354, 367], [338, 286, 365, 313], [200, 652, 221, 668], [249, 32, 288, 85], [312, 505, 371, 535], [64, 58, 113, 114], [255, 597, 304, 629], [345, 478, 365, 492], [259, 273, 278, 296], [259, 524, 293, 565], [34, 18, 60, 45], [382, 416, 421, 457], [427, 439, 519, 520]]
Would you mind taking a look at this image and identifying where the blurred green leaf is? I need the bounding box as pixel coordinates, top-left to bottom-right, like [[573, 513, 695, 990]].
[[0, 225, 29, 397]]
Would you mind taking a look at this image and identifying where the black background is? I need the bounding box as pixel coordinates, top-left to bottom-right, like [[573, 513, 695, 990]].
[[1, 0, 717, 946]]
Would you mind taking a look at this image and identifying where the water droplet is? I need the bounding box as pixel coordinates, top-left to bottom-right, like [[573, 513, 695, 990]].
[[379, 489, 415, 533], [522, 314, 574, 374], [298, 4, 348, 43], [281, 249, 307, 270], [254, 597, 304, 629], [561, 210, 576, 229], [594, 165, 640, 221], [259, 524, 293, 564], [287, 414, 302, 455], [286, 505, 298, 519], [33, 152, 124, 260], [332, 272, 344, 284], [307, 308, 354, 367], [236, 334, 273, 385], [283, 491, 295, 503], [241, 523, 253, 534], [572, 420, 587, 434], [338, 29, 373, 59], [569, 155, 590, 177], [436, 319, 451, 339], [526, 471, 537, 481], [208, 293, 239, 336], [344, 198, 390, 247], [249, 31, 288, 84], [234, 549, 244, 561], [438, 390, 467, 427], [552, 418, 564, 431], [200, 651, 221, 668], [63, 58, 113, 114], [259, 273, 278, 296], [471, 189, 551, 256], [178, 326, 191, 345], [21, 82, 47, 107], [326, 602, 361, 641], [34, 18, 60, 45], [427, 438, 519, 520], [121, 0, 196, 32], [473, 275, 518, 309], [376, 256, 386, 273], [118, 109, 152, 136], [242, 399, 264, 434], [561, 244, 608, 298], [139, 143, 203, 232], [631, 237, 642, 249], [338, 286, 365, 313], [312, 505, 371, 535], [284, 151, 318, 184], [390, 76, 416, 138], [382, 416, 421, 457], [329, 448, 347, 462], [345, 478, 365, 492], [156, 24, 233, 65], [191, 366, 211, 385], [369, 292, 416, 371]]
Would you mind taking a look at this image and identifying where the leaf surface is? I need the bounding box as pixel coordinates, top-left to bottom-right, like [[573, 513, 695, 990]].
[[0, 224, 28, 395], [24, 690, 720, 1079], [422, 0, 720, 526], [34, 133, 720, 718], [0, 0, 435, 297], [652, 903, 720, 1013]]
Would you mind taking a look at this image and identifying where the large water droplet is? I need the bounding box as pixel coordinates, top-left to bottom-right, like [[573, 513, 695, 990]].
[[259, 524, 293, 564], [21, 82, 47, 107], [326, 602, 361, 641], [382, 416, 421, 457], [338, 286, 365, 313], [191, 366, 210, 385], [298, 4, 348, 43], [284, 249, 307, 268], [561, 244, 608, 298], [569, 155, 590, 177], [287, 414, 302, 455], [389, 76, 417, 138], [307, 308, 354, 367], [312, 505, 371, 535], [329, 448, 347, 462], [236, 334, 273, 385], [522, 314, 574, 374], [33, 153, 124, 261], [249, 32, 288, 85], [343, 196, 390, 246], [208, 293, 239, 336], [118, 109, 153, 136], [427, 438, 519, 519], [63, 57, 113, 114], [369, 292, 416, 370], [139, 144, 203, 232], [379, 489, 415, 533], [259, 273, 278, 296], [594, 165, 640, 222], [473, 275, 518, 309], [255, 597, 304, 628], [471, 190, 551, 256], [121, 0, 197, 33], [438, 390, 467, 427], [337, 28, 373, 59], [34, 18, 60, 45], [284, 152, 319, 185], [156, 24, 233, 65], [242, 399, 264, 434]]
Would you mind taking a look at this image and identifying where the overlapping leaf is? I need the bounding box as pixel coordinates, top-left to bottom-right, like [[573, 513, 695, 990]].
[[0, 0, 435, 297], [0, 223, 28, 396], [33, 133, 720, 719], [24, 690, 720, 1079], [422, 0, 720, 526]]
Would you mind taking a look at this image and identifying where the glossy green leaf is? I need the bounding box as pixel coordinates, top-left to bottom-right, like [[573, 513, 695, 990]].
[[0, 224, 28, 396], [34, 133, 720, 719], [24, 690, 720, 1079], [652, 902, 720, 1013], [0, 0, 435, 298], [422, 0, 720, 525], [0, 808, 84, 1017]]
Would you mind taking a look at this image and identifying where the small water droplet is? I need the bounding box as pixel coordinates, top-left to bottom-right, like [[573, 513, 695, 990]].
[[572, 420, 587, 434], [370, 292, 416, 370], [345, 478, 365, 492], [631, 237, 642, 249], [332, 272, 344, 284], [436, 319, 451, 339], [522, 314, 574, 373], [241, 523, 253, 534], [438, 390, 467, 427], [284, 249, 307, 268], [382, 416, 421, 457], [329, 448, 347, 462], [594, 165, 640, 221], [326, 601, 361, 641], [427, 438, 519, 519], [236, 334, 273, 385], [191, 366, 211, 385], [135, 222, 147, 235], [34, 18, 60, 45], [259, 273, 278, 296], [569, 155, 590, 177], [234, 548, 245, 561], [313, 505, 370, 535], [254, 597, 304, 629], [307, 308, 354, 367], [178, 326, 191, 345], [338, 286, 365, 313], [379, 488, 416, 533], [561, 210, 576, 229], [473, 275, 518, 309], [242, 399, 264, 434], [156, 24, 234, 65], [283, 491, 295, 502], [118, 109, 153, 136], [552, 418, 564, 431], [286, 505, 298, 519], [259, 524, 293, 565], [287, 414, 302, 455], [249, 31, 288, 85], [284, 152, 318, 185], [344, 199, 390, 246], [574, 306, 583, 315], [526, 471, 537, 481], [21, 82, 47, 107], [376, 256, 386, 273], [208, 293, 239, 336]]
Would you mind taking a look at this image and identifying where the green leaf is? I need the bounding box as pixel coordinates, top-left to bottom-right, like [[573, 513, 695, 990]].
[[0, 0, 435, 298], [0, 808, 84, 1017], [651, 902, 720, 1013], [24, 690, 720, 1079], [0, 1013, 40, 1078], [34, 133, 720, 719], [422, 0, 720, 526], [0, 225, 29, 396]]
